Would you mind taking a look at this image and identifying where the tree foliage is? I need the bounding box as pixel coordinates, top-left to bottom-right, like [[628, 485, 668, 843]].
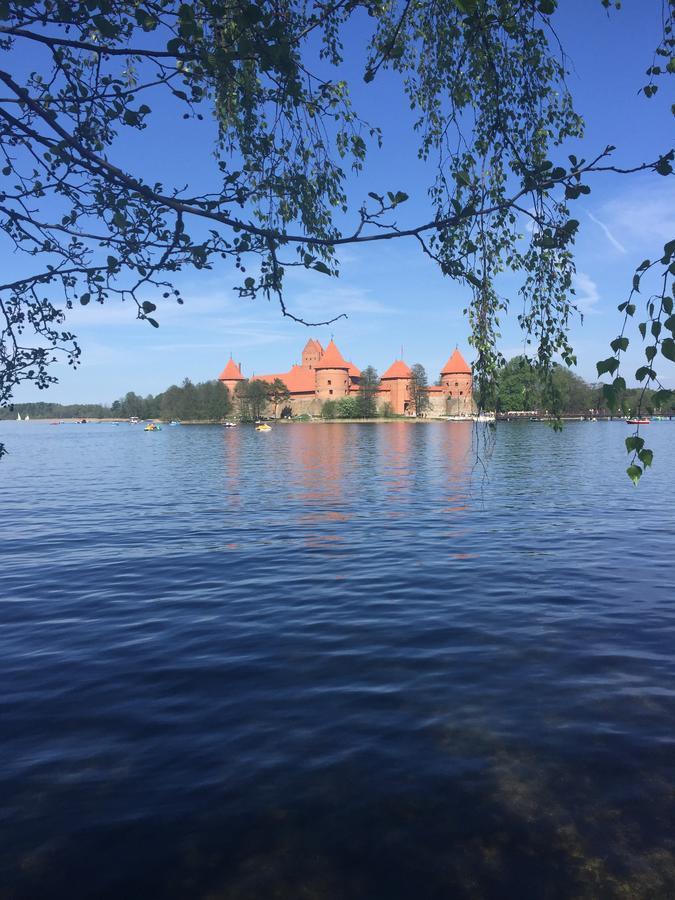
[[110, 377, 232, 419], [266, 377, 291, 418], [409, 363, 430, 417], [357, 365, 379, 417], [234, 378, 268, 420], [0, 0, 672, 471]]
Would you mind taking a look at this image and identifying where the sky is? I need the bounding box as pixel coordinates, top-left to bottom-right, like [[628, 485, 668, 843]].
[[6, 0, 675, 405]]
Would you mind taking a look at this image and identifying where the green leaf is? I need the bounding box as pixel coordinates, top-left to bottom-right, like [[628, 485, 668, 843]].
[[626, 464, 642, 486], [661, 337, 675, 362], [625, 435, 645, 452], [635, 366, 656, 381], [244, 277, 255, 289], [638, 322, 647, 339], [93, 14, 117, 37], [79, 292, 91, 306], [106, 255, 118, 269], [638, 448, 654, 469], [664, 315, 675, 334], [610, 336, 629, 353], [313, 261, 331, 275], [596, 357, 619, 376], [538, 0, 556, 13], [141, 301, 156, 314], [146, 317, 159, 328], [612, 376, 626, 392]]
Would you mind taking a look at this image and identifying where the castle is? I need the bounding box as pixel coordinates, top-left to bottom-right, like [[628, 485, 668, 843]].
[[218, 339, 473, 417]]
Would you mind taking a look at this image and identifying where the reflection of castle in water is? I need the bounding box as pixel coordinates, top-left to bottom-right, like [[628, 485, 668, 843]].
[[218, 339, 473, 417]]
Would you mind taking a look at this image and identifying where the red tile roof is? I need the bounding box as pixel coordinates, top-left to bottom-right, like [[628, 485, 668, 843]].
[[256, 365, 316, 394], [381, 359, 412, 379], [303, 338, 323, 354], [218, 358, 245, 381], [315, 339, 349, 370], [347, 361, 361, 378], [441, 349, 472, 375]]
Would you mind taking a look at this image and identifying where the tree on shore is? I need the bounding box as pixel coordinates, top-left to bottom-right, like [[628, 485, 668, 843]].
[[0, 1, 672, 473], [335, 396, 360, 418], [357, 366, 380, 418], [266, 379, 291, 419], [235, 379, 268, 421], [409, 364, 431, 417]]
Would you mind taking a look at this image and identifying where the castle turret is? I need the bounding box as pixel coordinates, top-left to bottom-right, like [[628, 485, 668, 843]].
[[441, 348, 472, 414], [314, 339, 350, 399], [380, 359, 412, 415], [301, 338, 324, 370], [218, 356, 245, 394]]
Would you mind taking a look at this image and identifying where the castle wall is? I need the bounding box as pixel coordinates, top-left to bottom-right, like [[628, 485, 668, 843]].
[[380, 378, 409, 415]]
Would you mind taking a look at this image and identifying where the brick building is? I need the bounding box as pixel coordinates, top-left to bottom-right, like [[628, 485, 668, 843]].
[[218, 339, 473, 417]]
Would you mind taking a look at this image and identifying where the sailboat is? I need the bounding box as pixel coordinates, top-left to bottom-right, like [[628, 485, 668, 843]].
[[25, 415, 29, 421], [16, 413, 21, 421]]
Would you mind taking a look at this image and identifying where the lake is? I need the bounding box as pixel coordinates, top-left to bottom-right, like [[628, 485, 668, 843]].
[[1, 419, 674, 899]]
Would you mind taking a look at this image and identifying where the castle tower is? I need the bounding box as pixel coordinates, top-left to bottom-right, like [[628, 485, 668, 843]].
[[218, 356, 245, 394], [314, 339, 350, 399], [380, 359, 412, 415], [301, 338, 324, 370], [440, 348, 472, 414]]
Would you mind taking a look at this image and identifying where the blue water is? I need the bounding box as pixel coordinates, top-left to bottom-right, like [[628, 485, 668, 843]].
[[1, 419, 674, 898]]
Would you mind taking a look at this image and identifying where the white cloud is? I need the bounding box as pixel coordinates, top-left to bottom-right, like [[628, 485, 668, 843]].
[[290, 284, 396, 318], [573, 271, 600, 313], [587, 212, 627, 254], [598, 182, 675, 249]]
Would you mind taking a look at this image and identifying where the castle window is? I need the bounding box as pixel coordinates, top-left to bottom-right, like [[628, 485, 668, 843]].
[[328, 379, 332, 385], [449, 392, 453, 397], [329, 389, 333, 395], [455, 381, 459, 387], [460, 391, 463, 396]]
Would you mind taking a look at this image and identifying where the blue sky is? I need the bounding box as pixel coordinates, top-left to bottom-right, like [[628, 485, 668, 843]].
[[7, 0, 675, 404]]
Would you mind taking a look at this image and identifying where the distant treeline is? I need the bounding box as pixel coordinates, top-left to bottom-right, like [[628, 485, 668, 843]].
[[0, 401, 112, 420], [2, 358, 671, 421], [492, 357, 671, 415], [111, 379, 232, 421]]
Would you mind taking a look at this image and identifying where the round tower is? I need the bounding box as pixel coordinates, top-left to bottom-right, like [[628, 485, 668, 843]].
[[440, 348, 472, 414], [218, 356, 245, 394], [314, 339, 350, 399], [381, 359, 412, 415]]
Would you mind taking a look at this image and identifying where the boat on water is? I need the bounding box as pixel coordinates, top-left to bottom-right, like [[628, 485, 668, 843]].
[[473, 412, 496, 423], [626, 418, 650, 425], [144, 423, 162, 431], [255, 423, 272, 432], [223, 422, 237, 428], [169, 421, 180, 426], [16, 413, 21, 421], [446, 415, 471, 422]]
